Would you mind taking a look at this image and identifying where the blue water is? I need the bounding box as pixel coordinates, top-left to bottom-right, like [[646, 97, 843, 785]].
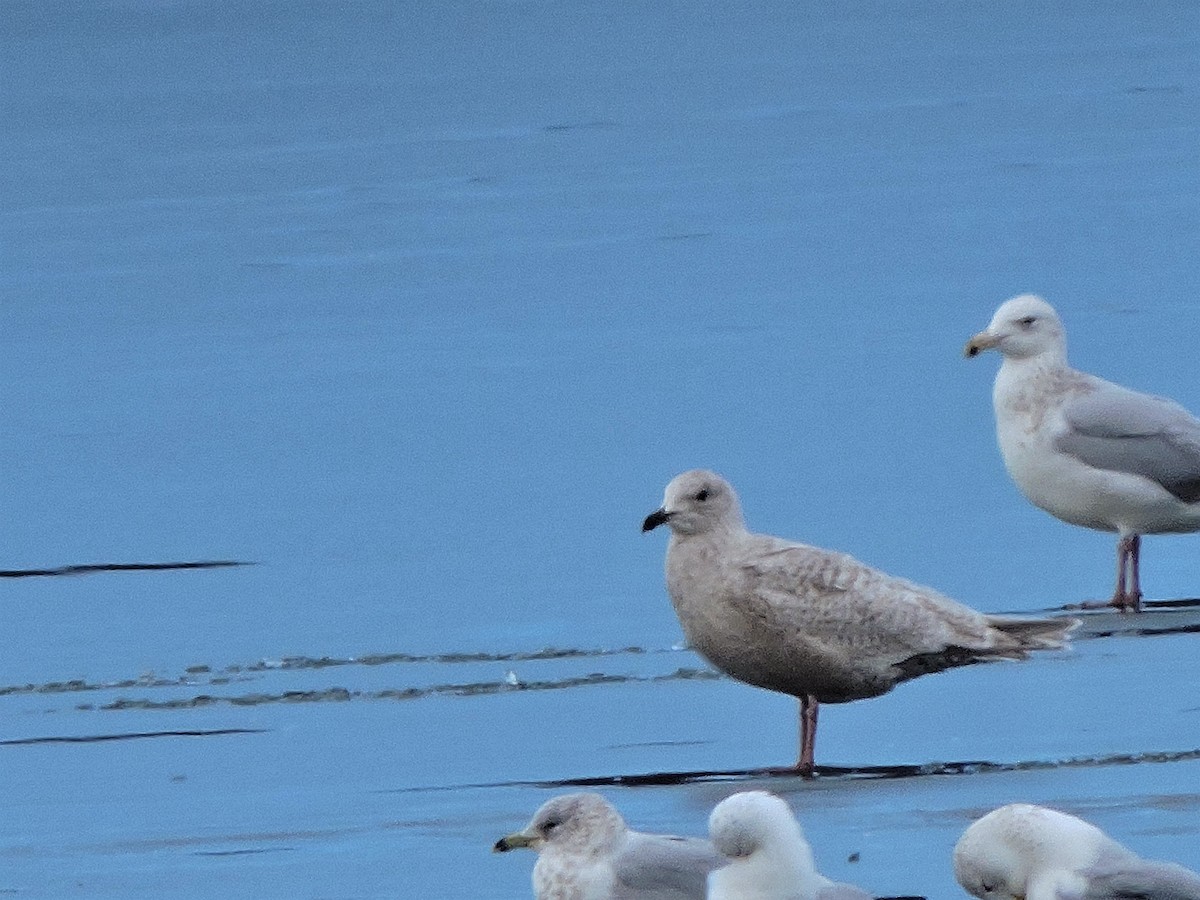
[[3, 1, 1199, 897]]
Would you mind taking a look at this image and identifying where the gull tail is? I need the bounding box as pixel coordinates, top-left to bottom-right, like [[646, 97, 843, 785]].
[[893, 616, 1079, 683], [987, 615, 1080, 653]]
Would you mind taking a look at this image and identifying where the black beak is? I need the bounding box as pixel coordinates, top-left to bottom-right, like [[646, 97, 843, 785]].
[[492, 837, 512, 853], [642, 508, 671, 532]]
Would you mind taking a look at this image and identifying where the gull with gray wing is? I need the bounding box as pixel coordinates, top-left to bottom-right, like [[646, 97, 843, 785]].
[[954, 803, 1200, 900], [966, 294, 1200, 610], [493, 793, 724, 900]]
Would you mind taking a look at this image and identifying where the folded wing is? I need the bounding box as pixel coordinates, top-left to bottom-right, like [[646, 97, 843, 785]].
[[1056, 385, 1200, 503]]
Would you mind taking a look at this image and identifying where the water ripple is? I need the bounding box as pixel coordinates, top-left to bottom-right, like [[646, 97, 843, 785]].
[[89, 668, 721, 711]]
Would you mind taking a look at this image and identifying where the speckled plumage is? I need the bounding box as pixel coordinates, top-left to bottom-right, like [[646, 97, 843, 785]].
[[493, 793, 724, 900], [643, 470, 1077, 769]]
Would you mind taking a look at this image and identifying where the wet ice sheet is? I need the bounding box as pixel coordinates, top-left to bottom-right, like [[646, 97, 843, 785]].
[[4, 1, 1200, 679], [3, 609, 1200, 897], [4, 0, 1200, 898]]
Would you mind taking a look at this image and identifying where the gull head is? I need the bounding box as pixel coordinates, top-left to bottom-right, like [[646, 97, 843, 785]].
[[708, 791, 826, 899], [709, 791, 812, 862], [493, 793, 626, 855], [964, 294, 1066, 363], [642, 469, 745, 537], [953, 804, 1104, 900]]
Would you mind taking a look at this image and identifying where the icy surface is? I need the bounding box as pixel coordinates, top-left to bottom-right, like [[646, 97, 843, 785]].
[[2, 1, 1199, 897]]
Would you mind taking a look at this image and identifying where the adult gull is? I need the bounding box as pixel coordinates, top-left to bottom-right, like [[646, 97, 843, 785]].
[[642, 469, 1078, 774], [707, 790, 871, 900], [965, 294, 1200, 611], [493, 792, 724, 899], [953, 802, 1200, 900]]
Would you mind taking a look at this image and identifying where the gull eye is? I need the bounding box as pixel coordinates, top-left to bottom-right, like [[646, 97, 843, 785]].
[[695, 489, 710, 502], [1018, 315, 1037, 327], [542, 818, 560, 835]]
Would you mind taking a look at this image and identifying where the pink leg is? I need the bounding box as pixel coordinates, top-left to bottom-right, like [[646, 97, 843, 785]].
[[1113, 538, 1128, 606], [796, 694, 818, 777], [1111, 534, 1143, 612], [1126, 533, 1143, 612]]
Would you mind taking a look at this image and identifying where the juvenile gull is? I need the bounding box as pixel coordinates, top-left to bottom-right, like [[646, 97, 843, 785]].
[[965, 294, 1200, 611], [493, 792, 724, 899], [642, 470, 1078, 774], [708, 790, 871, 900], [953, 802, 1200, 900]]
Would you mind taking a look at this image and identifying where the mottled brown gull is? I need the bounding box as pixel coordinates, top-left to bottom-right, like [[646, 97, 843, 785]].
[[493, 793, 724, 900], [954, 803, 1200, 900], [966, 294, 1200, 611], [708, 791, 871, 900], [642, 469, 1078, 774]]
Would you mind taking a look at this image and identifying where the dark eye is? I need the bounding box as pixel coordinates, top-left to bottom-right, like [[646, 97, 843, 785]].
[[1018, 315, 1036, 327], [695, 489, 709, 502], [543, 819, 560, 834]]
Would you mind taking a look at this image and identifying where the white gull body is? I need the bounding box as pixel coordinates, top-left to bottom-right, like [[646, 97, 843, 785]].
[[966, 294, 1200, 610], [707, 791, 870, 900], [954, 802, 1200, 900]]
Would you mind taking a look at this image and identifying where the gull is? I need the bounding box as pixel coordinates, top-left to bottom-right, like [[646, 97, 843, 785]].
[[642, 469, 1078, 774], [707, 790, 871, 899], [953, 802, 1200, 900], [493, 792, 724, 899], [965, 294, 1200, 611]]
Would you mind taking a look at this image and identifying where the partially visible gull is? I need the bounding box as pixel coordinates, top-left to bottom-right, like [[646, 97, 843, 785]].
[[642, 469, 1078, 774], [707, 790, 871, 900], [966, 294, 1200, 611], [953, 802, 1200, 900], [493, 792, 724, 899]]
